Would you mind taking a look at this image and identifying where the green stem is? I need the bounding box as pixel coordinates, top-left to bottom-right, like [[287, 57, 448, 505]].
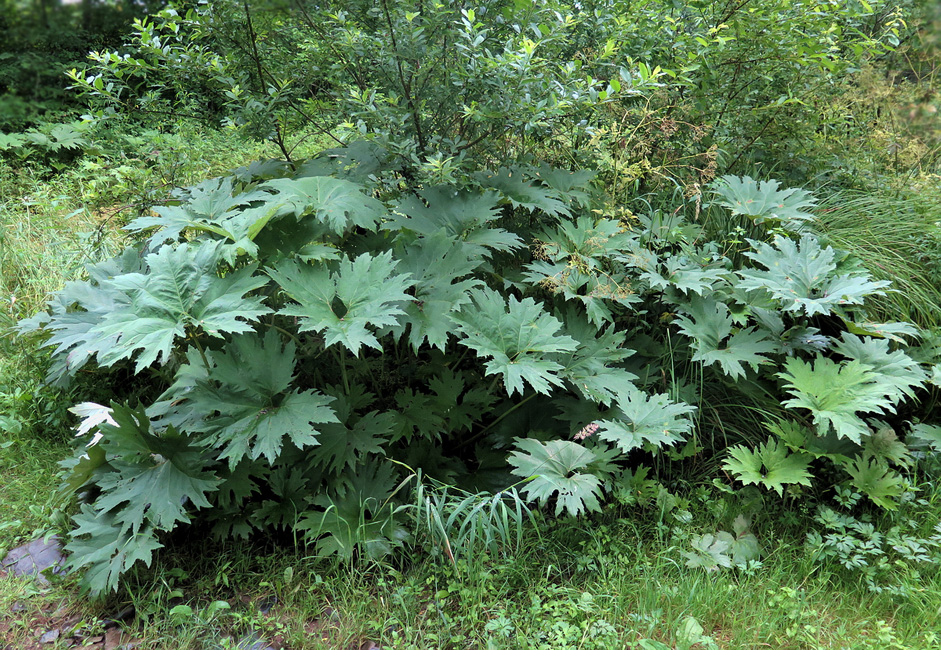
[[338, 347, 351, 395], [190, 335, 211, 373], [455, 392, 538, 453], [264, 321, 303, 348]]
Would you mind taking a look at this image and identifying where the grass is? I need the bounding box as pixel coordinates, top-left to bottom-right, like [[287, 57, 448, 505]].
[[3, 474, 940, 649], [813, 186, 941, 329]]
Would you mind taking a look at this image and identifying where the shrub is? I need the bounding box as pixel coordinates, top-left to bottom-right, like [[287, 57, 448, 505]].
[[18, 149, 940, 594]]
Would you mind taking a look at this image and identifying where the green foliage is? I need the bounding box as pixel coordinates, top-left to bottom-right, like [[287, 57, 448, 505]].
[[271, 252, 413, 355], [452, 290, 578, 397], [738, 235, 892, 318], [19, 152, 940, 594], [0, 0, 156, 128], [7, 0, 939, 601], [68, 0, 645, 174], [722, 440, 813, 497], [712, 175, 817, 231], [682, 514, 760, 573], [674, 297, 775, 380], [806, 486, 941, 595], [508, 439, 610, 517], [778, 357, 894, 444]]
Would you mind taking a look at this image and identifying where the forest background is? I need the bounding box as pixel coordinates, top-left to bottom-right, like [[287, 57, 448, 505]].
[[2, 0, 941, 648]]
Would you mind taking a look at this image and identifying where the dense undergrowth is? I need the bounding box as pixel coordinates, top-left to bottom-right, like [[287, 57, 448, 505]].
[[2, 0, 941, 647]]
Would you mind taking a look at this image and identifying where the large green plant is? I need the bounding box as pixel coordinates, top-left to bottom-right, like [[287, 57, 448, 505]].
[[19, 147, 939, 594]]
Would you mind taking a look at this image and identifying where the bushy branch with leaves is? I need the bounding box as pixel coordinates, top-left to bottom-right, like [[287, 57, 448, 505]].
[[68, 0, 639, 175]]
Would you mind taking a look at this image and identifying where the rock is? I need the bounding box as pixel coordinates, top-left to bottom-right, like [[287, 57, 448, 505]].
[[104, 628, 124, 650], [257, 595, 278, 615], [39, 629, 60, 644], [233, 631, 276, 650], [1, 536, 65, 585]]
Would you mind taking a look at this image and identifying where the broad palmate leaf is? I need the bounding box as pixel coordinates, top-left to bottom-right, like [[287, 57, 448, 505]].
[[553, 310, 637, 406], [125, 176, 271, 249], [641, 255, 728, 297], [722, 438, 813, 496], [299, 459, 408, 560], [177, 330, 339, 467], [92, 403, 218, 534], [674, 298, 775, 380], [738, 235, 890, 317], [91, 242, 271, 371], [832, 334, 927, 404], [712, 175, 816, 230], [597, 387, 696, 452], [392, 231, 484, 351], [473, 168, 570, 216], [778, 356, 894, 443], [451, 289, 578, 396], [384, 186, 523, 258], [524, 217, 641, 326], [909, 423, 941, 452], [844, 457, 904, 509], [18, 248, 144, 381], [508, 439, 605, 516], [259, 176, 387, 234], [65, 507, 163, 595], [269, 252, 414, 355]]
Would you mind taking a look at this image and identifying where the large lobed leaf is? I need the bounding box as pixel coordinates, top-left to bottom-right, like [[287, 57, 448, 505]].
[[169, 330, 339, 468], [674, 297, 775, 380], [738, 235, 890, 317], [91, 242, 271, 372], [269, 252, 414, 355], [508, 439, 607, 517], [712, 175, 817, 230], [778, 356, 894, 443], [451, 288, 578, 396], [596, 387, 696, 452], [722, 438, 813, 496], [391, 231, 485, 351]]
